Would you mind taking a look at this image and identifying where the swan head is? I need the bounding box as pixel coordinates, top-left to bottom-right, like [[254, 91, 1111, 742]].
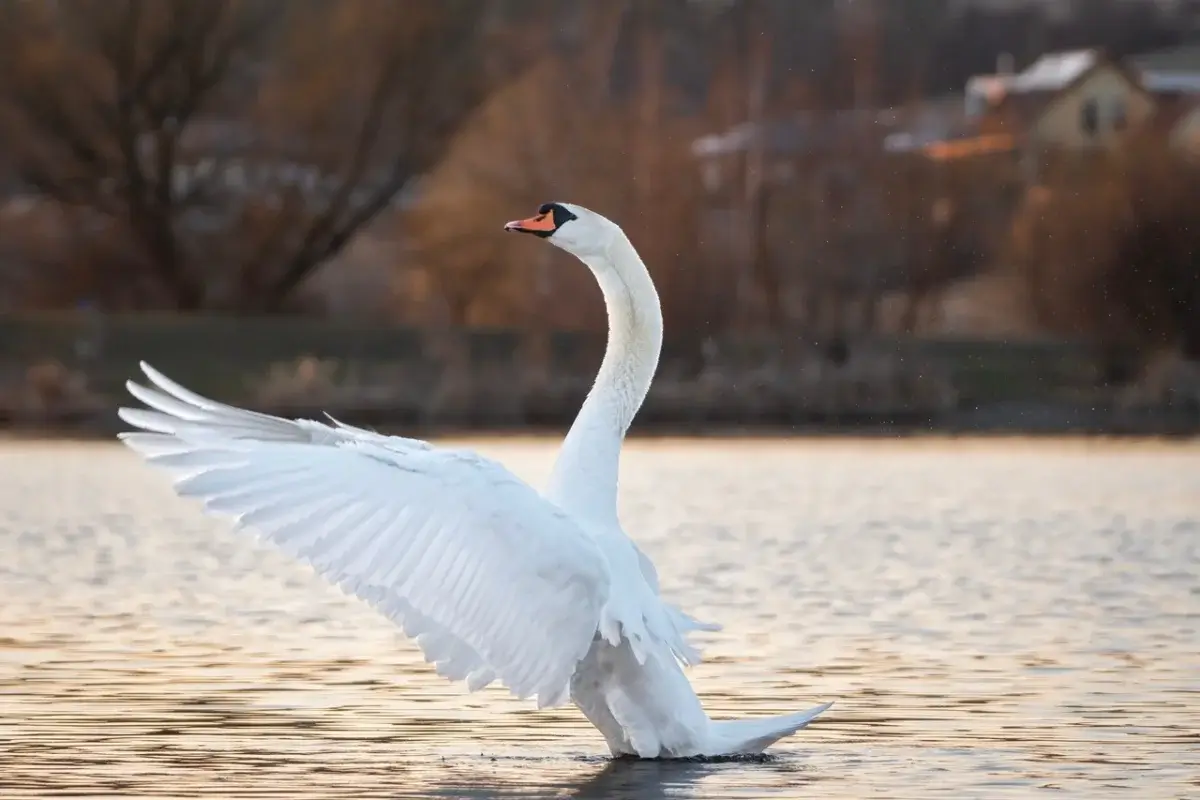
[[504, 202, 619, 260]]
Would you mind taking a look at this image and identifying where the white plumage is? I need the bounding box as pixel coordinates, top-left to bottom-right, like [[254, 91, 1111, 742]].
[[119, 202, 831, 758]]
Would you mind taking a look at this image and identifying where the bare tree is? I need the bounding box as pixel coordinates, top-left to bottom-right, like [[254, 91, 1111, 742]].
[[0, 0, 519, 312]]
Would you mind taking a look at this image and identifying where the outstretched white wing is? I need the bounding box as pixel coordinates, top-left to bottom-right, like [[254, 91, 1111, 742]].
[[118, 362, 609, 707]]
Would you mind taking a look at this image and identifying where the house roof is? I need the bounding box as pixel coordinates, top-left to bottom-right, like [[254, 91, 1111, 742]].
[[968, 49, 1101, 102], [976, 48, 1147, 126], [921, 133, 1016, 161], [691, 109, 897, 158], [692, 96, 969, 159], [1129, 43, 1200, 94], [1141, 72, 1200, 94], [1129, 42, 1200, 73], [1008, 49, 1100, 93]]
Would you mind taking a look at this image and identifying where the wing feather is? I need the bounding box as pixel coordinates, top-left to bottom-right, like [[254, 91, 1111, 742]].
[[119, 363, 610, 706]]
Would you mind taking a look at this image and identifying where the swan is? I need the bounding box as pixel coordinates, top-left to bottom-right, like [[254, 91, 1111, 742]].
[[116, 201, 832, 759]]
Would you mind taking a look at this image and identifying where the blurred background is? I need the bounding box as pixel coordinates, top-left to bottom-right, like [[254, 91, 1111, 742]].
[[3, 5, 1199, 796], [1, 0, 1199, 435]]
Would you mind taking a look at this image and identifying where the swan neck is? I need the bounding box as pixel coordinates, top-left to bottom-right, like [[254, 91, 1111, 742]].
[[546, 232, 662, 520], [584, 234, 662, 432]]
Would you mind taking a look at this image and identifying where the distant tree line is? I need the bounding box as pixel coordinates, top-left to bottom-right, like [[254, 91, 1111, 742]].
[[0, 0, 1196, 364]]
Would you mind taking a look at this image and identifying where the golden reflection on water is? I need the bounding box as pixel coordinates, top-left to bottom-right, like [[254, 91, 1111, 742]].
[[1, 439, 1198, 798]]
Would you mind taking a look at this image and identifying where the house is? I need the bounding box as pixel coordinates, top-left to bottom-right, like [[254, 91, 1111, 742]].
[[691, 96, 979, 194], [690, 107, 907, 256], [1129, 42, 1200, 97], [687, 95, 1020, 331], [967, 49, 1156, 151], [1115, 41, 1200, 154]]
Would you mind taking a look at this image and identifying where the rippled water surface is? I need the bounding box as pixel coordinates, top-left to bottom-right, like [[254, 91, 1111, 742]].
[[1, 438, 1198, 799]]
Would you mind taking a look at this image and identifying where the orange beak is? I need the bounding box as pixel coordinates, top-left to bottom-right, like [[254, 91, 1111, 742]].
[[504, 213, 557, 234]]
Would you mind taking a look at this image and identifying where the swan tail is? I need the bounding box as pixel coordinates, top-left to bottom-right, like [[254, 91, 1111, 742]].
[[700, 702, 833, 756]]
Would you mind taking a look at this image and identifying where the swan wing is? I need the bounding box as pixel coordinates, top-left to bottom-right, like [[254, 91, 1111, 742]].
[[118, 362, 609, 707], [629, 551, 721, 666]]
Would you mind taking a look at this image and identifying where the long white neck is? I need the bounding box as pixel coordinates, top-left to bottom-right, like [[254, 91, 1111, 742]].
[[545, 230, 662, 524]]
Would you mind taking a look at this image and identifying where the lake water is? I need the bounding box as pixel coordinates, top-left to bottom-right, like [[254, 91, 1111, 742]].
[[0, 438, 1197, 799]]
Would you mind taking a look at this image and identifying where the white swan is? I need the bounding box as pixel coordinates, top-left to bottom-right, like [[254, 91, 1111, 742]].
[[117, 202, 832, 759]]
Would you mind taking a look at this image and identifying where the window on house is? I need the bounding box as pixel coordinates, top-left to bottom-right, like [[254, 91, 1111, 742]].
[[1081, 98, 1099, 136]]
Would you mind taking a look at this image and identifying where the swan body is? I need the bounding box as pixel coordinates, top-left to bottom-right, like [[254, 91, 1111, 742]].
[[117, 201, 831, 758]]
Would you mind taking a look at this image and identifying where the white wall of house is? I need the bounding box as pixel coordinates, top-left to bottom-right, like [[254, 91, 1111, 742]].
[[1031, 66, 1154, 148]]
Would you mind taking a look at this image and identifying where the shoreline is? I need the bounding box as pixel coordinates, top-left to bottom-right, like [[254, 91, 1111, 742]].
[[6, 413, 1197, 443]]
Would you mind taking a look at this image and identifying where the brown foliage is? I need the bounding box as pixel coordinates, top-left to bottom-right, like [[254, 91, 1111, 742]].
[[405, 11, 730, 340], [883, 152, 1019, 333], [1016, 143, 1200, 358], [0, 0, 519, 312]]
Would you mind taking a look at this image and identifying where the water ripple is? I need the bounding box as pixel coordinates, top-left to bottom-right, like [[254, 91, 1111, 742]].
[[0, 439, 1197, 798]]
